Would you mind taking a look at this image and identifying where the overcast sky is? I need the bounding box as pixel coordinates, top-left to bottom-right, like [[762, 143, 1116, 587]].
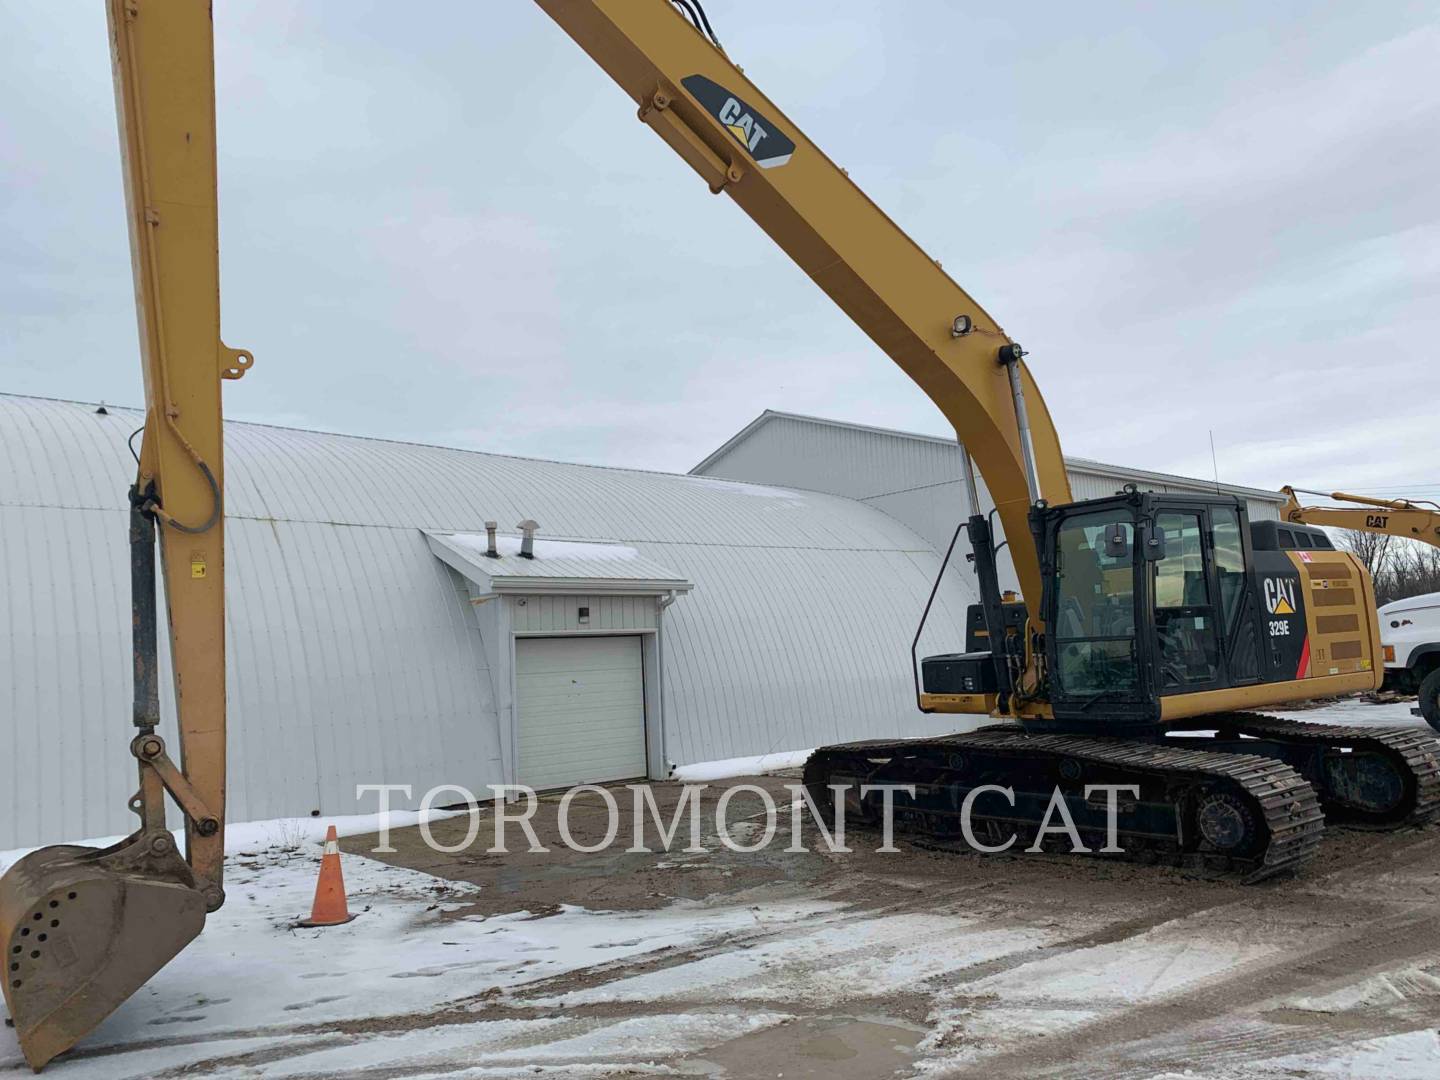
[[3, 2, 1437, 499]]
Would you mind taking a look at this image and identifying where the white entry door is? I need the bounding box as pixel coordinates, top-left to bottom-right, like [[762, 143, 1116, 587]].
[[515, 635, 647, 791]]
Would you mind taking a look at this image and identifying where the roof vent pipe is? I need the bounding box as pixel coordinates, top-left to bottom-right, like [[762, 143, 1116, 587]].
[[517, 519, 539, 560], [484, 521, 499, 558]]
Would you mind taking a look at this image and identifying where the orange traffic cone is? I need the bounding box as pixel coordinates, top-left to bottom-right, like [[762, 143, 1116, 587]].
[[299, 825, 357, 927]]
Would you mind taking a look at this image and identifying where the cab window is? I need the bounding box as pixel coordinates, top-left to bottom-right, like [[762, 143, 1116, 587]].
[[1052, 511, 1137, 697], [1152, 511, 1219, 689], [1211, 507, 1247, 638]]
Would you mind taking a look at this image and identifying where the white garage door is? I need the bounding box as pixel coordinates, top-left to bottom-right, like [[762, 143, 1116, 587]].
[[515, 635, 647, 791]]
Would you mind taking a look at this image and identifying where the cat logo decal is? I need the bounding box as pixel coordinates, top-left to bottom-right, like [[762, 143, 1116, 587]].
[[682, 74, 795, 168]]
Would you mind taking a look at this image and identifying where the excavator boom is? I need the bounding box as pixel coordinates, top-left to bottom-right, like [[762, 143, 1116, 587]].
[[1281, 486, 1440, 549]]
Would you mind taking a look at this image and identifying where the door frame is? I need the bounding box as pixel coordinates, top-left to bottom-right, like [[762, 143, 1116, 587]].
[[1145, 501, 1228, 696]]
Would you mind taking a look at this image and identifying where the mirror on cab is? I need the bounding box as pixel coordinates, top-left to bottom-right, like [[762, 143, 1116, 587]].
[[1103, 523, 1132, 560], [1141, 522, 1168, 561]]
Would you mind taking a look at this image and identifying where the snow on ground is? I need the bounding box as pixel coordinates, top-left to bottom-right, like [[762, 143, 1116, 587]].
[[0, 844, 829, 1078], [1266, 696, 1430, 729], [671, 748, 812, 781], [231, 1011, 789, 1079], [2, 694, 1436, 1078], [912, 906, 1300, 1073], [547, 913, 1051, 1008], [1241, 1030, 1440, 1079], [1284, 966, 1440, 1014], [970, 918, 1286, 1005], [0, 809, 469, 877]]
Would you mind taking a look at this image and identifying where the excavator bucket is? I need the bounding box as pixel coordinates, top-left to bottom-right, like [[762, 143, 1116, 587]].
[[0, 838, 206, 1071]]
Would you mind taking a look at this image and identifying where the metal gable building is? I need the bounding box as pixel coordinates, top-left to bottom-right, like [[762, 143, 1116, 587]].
[[0, 394, 976, 849], [691, 410, 1286, 595]]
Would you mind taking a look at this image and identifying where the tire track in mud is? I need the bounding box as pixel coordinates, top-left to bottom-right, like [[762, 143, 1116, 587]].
[[920, 894, 1236, 995], [69, 880, 1208, 1077], [43, 887, 952, 1077], [491, 873, 1026, 1006], [500, 875, 1229, 1011], [1099, 1008, 1440, 1080], [1095, 955, 1440, 1078], [1300, 826, 1440, 894], [25, 883, 1254, 1077], [936, 902, 1440, 1079]]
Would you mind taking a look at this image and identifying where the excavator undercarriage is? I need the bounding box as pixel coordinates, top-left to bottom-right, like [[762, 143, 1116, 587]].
[[805, 713, 1440, 884]]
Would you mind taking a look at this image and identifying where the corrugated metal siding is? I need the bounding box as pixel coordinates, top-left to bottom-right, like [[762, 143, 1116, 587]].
[[693, 413, 1287, 587], [653, 543, 972, 765], [1067, 470, 1133, 502], [695, 414, 1285, 511], [511, 595, 659, 634], [697, 415, 962, 501], [2, 505, 145, 844], [0, 395, 972, 847]]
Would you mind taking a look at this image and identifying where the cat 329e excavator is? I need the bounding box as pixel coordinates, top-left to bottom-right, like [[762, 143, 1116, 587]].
[[4, 0, 1439, 1069]]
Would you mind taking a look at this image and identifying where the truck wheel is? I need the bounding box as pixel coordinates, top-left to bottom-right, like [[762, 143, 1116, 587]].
[[1420, 668, 1440, 734]]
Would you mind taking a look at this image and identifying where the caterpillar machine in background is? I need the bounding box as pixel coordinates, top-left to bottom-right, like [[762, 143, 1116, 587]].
[[1280, 487, 1440, 549], [3, 0, 1439, 1069], [1277, 486, 1440, 731]]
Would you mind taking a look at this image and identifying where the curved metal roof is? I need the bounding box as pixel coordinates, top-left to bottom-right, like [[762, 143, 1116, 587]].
[[2, 396, 955, 547]]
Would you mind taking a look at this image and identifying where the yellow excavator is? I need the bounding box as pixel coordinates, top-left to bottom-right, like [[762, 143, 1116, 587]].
[[4, 1, 1439, 1069], [1280, 487, 1440, 549]]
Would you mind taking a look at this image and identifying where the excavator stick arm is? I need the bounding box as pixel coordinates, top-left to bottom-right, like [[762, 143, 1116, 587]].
[[1, 1, 242, 1068], [1281, 486, 1440, 549]]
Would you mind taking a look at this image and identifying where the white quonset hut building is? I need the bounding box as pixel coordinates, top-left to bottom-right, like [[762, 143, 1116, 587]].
[[1, 395, 974, 848], [0, 395, 1285, 849]]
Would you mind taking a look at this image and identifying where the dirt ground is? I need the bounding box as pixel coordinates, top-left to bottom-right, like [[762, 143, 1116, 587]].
[[340, 774, 1440, 1078]]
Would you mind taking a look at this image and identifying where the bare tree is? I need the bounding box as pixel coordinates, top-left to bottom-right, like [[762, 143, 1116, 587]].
[[1340, 528, 1394, 582], [1381, 542, 1440, 606], [1341, 530, 1440, 606]]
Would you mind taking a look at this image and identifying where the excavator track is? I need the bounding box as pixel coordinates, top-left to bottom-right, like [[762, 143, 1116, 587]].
[[804, 726, 1325, 883], [1203, 713, 1440, 829]]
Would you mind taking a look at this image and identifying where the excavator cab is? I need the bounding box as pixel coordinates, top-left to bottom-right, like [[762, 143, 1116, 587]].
[[1027, 487, 1378, 733], [1037, 490, 1261, 729]]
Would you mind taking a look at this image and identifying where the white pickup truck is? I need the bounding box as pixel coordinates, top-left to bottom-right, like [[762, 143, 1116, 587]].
[[1380, 590, 1440, 731]]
